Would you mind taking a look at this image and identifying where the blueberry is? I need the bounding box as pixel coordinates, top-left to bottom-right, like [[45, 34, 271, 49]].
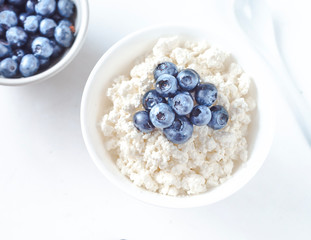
[[155, 74, 178, 97], [26, 0, 36, 13], [19, 54, 39, 77], [39, 18, 56, 37], [133, 111, 155, 133], [142, 89, 166, 111], [24, 15, 40, 33], [163, 116, 193, 144], [0, 58, 18, 77], [12, 48, 25, 62], [58, 19, 72, 27], [18, 12, 29, 25], [8, 0, 27, 6], [166, 90, 183, 107], [0, 0, 4, 5], [167, 94, 175, 108], [0, 41, 12, 58], [154, 62, 178, 80], [6, 26, 28, 48], [49, 39, 63, 58], [177, 69, 200, 91], [207, 105, 229, 130], [39, 57, 49, 69], [57, 0, 74, 18], [149, 103, 175, 129], [0, 10, 18, 29], [171, 91, 194, 116], [195, 83, 218, 107], [31, 36, 53, 58], [35, 0, 56, 16], [54, 23, 73, 47], [190, 105, 212, 126]]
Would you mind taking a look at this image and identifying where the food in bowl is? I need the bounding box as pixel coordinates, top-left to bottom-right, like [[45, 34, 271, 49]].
[[0, 0, 76, 78], [100, 36, 256, 196]]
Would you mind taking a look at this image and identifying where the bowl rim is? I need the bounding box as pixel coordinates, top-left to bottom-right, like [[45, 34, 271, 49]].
[[81, 24, 276, 208], [0, 0, 89, 86]]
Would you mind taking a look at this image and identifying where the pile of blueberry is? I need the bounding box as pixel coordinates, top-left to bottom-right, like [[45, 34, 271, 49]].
[[0, 0, 75, 78], [133, 62, 229, 144]]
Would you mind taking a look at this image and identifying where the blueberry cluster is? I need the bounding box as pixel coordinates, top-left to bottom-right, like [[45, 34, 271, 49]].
[[133, 62, 229, 144], [0, 0, 75, 78]]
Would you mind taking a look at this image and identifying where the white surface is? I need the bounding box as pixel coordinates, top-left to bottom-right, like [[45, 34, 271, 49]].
[[0, 0, 310, 239]]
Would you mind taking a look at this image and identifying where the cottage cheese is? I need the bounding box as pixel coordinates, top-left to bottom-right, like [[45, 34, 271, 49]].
[[100, 37, 256, 196]]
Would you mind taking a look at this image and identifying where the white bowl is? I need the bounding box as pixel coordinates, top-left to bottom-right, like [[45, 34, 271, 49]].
[[81, 25, 275, 208], [0, 0, 89, 86]]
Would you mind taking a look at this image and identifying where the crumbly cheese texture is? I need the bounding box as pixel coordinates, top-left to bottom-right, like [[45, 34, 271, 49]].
[[101, 37, 256, 196]]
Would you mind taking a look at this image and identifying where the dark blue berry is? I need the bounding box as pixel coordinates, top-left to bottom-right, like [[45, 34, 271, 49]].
[[8, 0, 27, 6], [39, 18, 56, 37], [31, 36, 53, 58], [142, 89, 166, 111], [177, 69, 200, 91], [39, 56, 49, 69], [19, 53, 39, 77], [11, 48, 25, 62], [24, 15, 40, 32], [54, 23, 73, 47], [26, 0, 36, 13], [153, 62, 178, 80], [0, 41, 12, 58], [171, 91, 194, 116], [35, 0, 56, 16], [133, 111, 155, 133], [195, 83, 218, 107], [190, 105, 212, 126], [58, 19, 72, 27], [155, 74, 178, 97], [163, 116, 193, 144], [49, 39, 63, 58], [207, 105, 229, 130], [18, 12, 28, 25], [0, 57, 18, 77], [149, 103, 175, 128], [0, 10, 18, 29], [6, 26, 28, 47], [57, 0, 74, 18]]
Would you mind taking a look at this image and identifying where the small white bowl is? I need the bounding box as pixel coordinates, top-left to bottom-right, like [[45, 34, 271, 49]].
[[0, 0, 89, 86], [81, 25, 275, 208]]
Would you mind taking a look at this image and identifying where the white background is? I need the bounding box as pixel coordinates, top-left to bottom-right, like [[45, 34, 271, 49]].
[[1, 0, 311, 239]]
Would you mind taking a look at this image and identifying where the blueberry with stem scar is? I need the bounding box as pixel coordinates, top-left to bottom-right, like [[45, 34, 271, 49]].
[[207, 105, 229, 130], [153, 61, 178, 80], [177, 69, 200, 91], [195, 83, 218, 107], [163, 116, 193, 144], [149, 103, 175, 128], [155, 74, 178, 97]]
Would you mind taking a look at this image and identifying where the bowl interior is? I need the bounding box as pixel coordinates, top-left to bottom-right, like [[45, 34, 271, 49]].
[[81, 25, 275, 208], [0, 0, 89, 86]]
